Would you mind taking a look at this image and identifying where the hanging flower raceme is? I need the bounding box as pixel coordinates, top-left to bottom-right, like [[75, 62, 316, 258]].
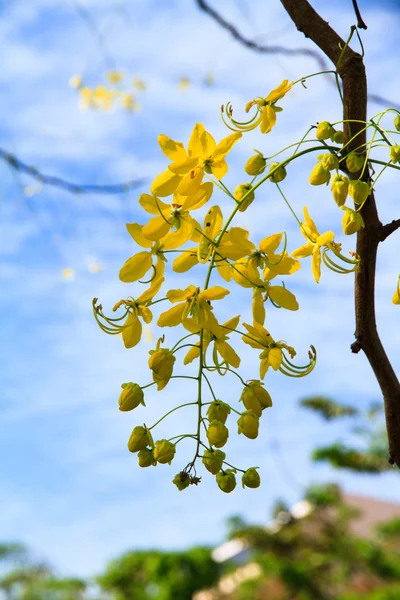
[[241, 321, 316, 380], [92, 276, 164, 349], [221, 79, 293, 134], [292, 207, 359, 283], [150, 123, 241, 197]]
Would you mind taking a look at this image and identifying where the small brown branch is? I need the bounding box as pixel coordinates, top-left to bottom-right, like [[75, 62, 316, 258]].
[[280, 0, 400, 469], [351, 0, 368, 30], [380, 218, 400, 241], [0, 148, 144, 196]]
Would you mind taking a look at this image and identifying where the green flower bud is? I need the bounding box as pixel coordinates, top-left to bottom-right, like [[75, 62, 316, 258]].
[[216, 470, 236, 493], [138, 447, 156, 468], [207, 420, 229, 448], [316, 121, 335, 141], [128, 426, 151, 453], [202, 449, 226, 474], [331, 174, 349, 207], [237, 410, 259, 440], [207, 401, 231, 424], [389, 144, 400, 164], [244, 152, 266, 176], [154, 439, 176, 464], [348, 180, 370, 205], [341, 207, 365, 235], [148, 348, 176, 391], [240, 381, 272, 417], [173, 472, 190, 491], [346, 152, 364, 173], [118, 382, 145, 411], [333, 130, 344, 144], [394, 116, 400, 132], [317, 153, 339, 172], [268, 162, 287, 183], [309, 163, 331, 186], [242, 468, 261, 489], [234, 183, 255, 212]]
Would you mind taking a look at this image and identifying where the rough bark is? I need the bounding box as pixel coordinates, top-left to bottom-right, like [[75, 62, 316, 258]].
[[281, 0, 400, 468]]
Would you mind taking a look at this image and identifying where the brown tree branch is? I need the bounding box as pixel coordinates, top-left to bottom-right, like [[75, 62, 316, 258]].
[[280, 0, 400, 468], [0, 148, 144, 195], [351, 0, 368, 30], [380, 219, 400, 241], [196, 0, 400, 111]]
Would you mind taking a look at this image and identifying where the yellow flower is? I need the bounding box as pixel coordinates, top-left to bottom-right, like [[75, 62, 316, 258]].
[[107, 70, 123, 84], [240, 381, 272, 417], [202, 449, 225, 474], [207, 401, 231, 424], [316, 121, 335, 141], [341, 207, 365, 235], [69, 74, 82, 88], [245, 80, 293, 135], [292, 207, 336, 283], [158, 285, 229, 335], [331, 174, 349, 207], [119, 224, 167, 283], [268, 162, 287, 183], [244, 152, 266, 175], [127, 426, 152, 453], [118, 383, 145, 411], [241, 322, 296, 379], [154, 440, 176, 464], [346, 152, 364, 172], [151, 124, 241, 197], [182, 315, 241, 369], [389, 145, 400, 163], [392, 277, 400, 305], [148, 348, 176, 391], [120, 93, 139, 111], [207, 420, 229, 448], [242, 468, 260, 489], [309, 163, 331, 186], [237, 410, 259, 439], [234, 183, 255, 212], [216, 470, 236, 493], [348, 180, 371, 205], [138, 448, 156, 468]]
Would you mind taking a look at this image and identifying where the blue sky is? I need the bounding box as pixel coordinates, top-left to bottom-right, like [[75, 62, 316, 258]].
[[1, 0, 399, 579]]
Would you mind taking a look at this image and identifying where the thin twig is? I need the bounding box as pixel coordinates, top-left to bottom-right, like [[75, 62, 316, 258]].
[[351, 0, 368, 30]]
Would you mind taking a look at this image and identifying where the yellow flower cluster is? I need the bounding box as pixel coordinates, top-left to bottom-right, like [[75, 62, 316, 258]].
[[70, 71, 145, 112], [93, 80, 399, 491]]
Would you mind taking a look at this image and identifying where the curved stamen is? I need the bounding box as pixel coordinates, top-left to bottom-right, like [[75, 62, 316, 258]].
[[264, 231, 288, 267], [139, 264, 157, 284]]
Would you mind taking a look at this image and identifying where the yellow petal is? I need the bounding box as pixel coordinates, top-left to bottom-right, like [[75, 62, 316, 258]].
[[260, 106, 276, 134], [216, 341, 240, 368], [177, 167, 204, 196], [210, 159, 228, 180], [252, 291, 266, 325], [260, 357, 269, 380], [139, 193, 169, 215], [292, 243, 314, 259], [200, 286, 230, 301], [154, 257, 165, 280], [182, 317, 202, 334], [126, 223, 153, 249], [189, 217, 203, 243], [269, 347, 283, 370], [183, 344, 201, 365], [316, 231, 335, 247], [302, 207, 320, 240], [192, 129, 217, 159], [142, 216, 171, 241], [265, 80, 293, 103], [157, 303, 186, 327], [119, 251, 152, 282], [136, 276, 164, 303], [167, 285, 197, 303], [168, 156, 199, 174], [217, 262, 232, 282], [172, 249, 199, 272], [204, 205, 223, 239], [158, 134, 187, 161], [188, 123, 207, 157], [312, 247, 322, 283], [181, 182, 213, 211], [264, 255, 301, 276], [259, 232, 283, 254], [268, 286, 299, 311], [392, 289, 400, 305], [212, 132, 242, 161], [161, 215, 194, 249], [122, 312, 142, 348], [138, 305, 153, 324], [151, 170, 182, 197], [222, 315, 240, 331]]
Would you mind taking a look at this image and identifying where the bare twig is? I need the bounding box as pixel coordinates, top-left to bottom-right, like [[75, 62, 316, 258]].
[[196, 0, 400, 110], [280, 0, 400, 469], [0, 148, 144, 195], [380, 219, 400, 241], [351, 0, 368, 30]]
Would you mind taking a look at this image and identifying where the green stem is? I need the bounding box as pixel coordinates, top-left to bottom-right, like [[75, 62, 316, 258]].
[[149, 402, 198, 430]]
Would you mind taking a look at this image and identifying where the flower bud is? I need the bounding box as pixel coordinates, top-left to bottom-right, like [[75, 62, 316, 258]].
[[309, 163, 330, 186], [237, 410, 259, 439], [269, 162, 287, 183], [207, 420, 229, 448], [242, 467, 261, 489], [240, 381, 272, 417], [173, 471, 190, 491], [138, 447, 156, 467], [216, 470, 236, 493], [245, 152, 266, 176], [346, 152, 364, 173], [331, 174, 349, 207], [389, 145, 400, 164], [118, 382, 145, 411], [207, 401, 231, 424], [316, 121, 335, 141], [341, 207, 365, 235], [317, 153, 339, 171], [333, 130, 344, 144], [235, 183, 255, 212], [394, 116, 400, 132], [128, 426, 151, 453], [202, 449, 226, 474], [154, 439, 176, 464], [148, 348, 176, 391], [348, 180, 370, 205]]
